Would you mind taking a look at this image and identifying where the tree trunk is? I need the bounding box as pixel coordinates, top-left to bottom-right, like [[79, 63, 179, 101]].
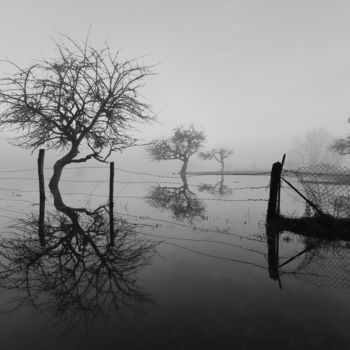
[[49, 143, 79, 211], [180, 158, 189, 174], [180, 173, 188, 190], [219, 175, 224, 193], [220, 161, 224, 173]]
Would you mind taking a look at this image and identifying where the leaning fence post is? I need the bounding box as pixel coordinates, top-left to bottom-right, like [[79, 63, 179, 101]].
[[109, 161, 115, 246], [267, 161, 283, 222], [277, 154, 286, 216], [38, 149, 45, 246]]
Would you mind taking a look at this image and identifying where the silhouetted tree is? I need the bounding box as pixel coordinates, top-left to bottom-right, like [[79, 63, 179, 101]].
[[148, 125, 206, 174], [199, 148, 233, 172], [0, 35, 154, 201]]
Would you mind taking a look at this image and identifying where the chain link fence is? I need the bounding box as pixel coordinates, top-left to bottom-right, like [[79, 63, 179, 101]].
[[285, 241, 350, 289], [286, 164, 350, 218]]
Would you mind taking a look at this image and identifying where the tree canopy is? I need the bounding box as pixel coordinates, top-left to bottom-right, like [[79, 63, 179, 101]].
[[0, 36, 154, 192], [148, 125, 206, 174], [199, 147, 233, 172], [0, 36, 154, 157]]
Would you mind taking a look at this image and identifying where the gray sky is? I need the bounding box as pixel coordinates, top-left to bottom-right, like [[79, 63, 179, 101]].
[[1, 0, 350, 170]]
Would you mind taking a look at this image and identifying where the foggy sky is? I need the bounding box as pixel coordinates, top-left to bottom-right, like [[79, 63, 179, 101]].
[[1, 0, 350, 171]]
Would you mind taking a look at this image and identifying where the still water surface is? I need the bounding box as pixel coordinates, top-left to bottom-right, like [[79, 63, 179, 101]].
[[0, 167, 349, 349]]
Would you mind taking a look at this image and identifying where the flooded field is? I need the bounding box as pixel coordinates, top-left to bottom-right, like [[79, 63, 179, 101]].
[[0, 166, 349, 349]]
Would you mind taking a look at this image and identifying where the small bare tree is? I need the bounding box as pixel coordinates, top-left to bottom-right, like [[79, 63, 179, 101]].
[[0, 35, 154, 202], [199, 148, 234, 172], [148, 125, 206, 174]]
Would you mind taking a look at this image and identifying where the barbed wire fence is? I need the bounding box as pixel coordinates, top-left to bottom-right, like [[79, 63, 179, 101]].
[[0, 150, 275, 272], [7, 152, 350, 282], [0, 167, 270, 202], [0, 148, 273, 226]]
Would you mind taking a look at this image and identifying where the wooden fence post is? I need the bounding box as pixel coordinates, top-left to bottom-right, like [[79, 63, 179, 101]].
[[277, 154, 286, 216], [38, 149, 45, 246], [267, 161, 283, 222], [109, 162, 115, 246]]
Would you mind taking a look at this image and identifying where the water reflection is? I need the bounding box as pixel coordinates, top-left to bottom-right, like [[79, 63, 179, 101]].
[[0, 194, 156, 331], [147, 174, 206, 220], [266, 223, 350, 289], [198, 175, 233, 197]]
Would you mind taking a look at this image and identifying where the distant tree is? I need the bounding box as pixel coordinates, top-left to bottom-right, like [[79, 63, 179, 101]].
[[332, 118, 350, 155], [0, 35, 154, 201], [288, 129, 341, 168], [148, 125, 206, 174], [199, 147, 233, 172]]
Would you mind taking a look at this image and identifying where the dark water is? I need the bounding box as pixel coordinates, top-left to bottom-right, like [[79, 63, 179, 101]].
[[0, 170, 349, 349]]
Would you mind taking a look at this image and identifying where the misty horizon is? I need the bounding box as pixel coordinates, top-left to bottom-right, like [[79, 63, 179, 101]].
[[0, 1, 350, 349]]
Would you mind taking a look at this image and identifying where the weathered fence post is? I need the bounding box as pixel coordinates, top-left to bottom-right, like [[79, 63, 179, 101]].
[[267, 161, 283, 222], [109, 161, 115, 246], [38, 149, 45, 246], [277, 154, 286, 216]]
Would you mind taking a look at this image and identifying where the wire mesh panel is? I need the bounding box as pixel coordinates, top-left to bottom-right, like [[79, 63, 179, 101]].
[[288, 164, 350, 218], [287, 242, 350, 289]]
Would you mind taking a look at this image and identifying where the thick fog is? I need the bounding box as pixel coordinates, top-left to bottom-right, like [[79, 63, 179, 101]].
[[0, 0, 350, 171]]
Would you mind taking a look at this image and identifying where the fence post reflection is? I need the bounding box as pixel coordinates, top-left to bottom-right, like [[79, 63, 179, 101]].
[[38, 149, 45, 246], [109, 161, 115, 246], [266, 224, 281, 288]]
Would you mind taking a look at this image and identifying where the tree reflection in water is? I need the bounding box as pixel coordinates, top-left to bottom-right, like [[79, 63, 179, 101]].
[[147, 174, 206, 221], [0, 197, 156, 331], [198, 175, 233, 197]]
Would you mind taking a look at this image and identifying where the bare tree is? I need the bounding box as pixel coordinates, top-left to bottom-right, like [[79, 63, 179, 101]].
[[0, 35, 154, 200], [148, 125, 206, 174], [199, 147, 233, 173]]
